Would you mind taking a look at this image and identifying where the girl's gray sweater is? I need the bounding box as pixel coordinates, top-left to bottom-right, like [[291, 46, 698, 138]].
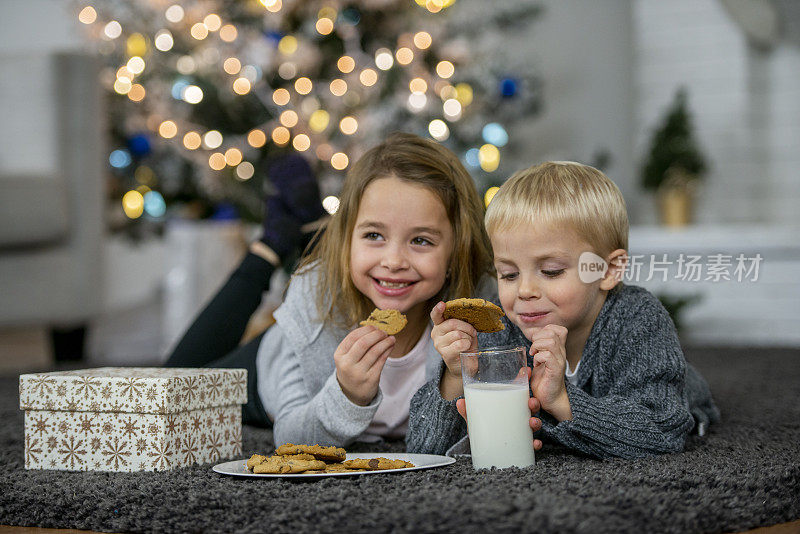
[[406, 284, 720, 459]]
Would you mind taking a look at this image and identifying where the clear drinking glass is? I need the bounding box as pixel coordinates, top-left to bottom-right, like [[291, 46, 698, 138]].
[[460, 346, 535, 469]]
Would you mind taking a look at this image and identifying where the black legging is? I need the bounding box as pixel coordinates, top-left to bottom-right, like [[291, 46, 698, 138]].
[[164, 252, 274, 427]]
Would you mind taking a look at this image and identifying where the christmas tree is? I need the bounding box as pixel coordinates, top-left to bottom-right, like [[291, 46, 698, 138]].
[[641, 88, 708, 191], [75, 0, 542, 233]]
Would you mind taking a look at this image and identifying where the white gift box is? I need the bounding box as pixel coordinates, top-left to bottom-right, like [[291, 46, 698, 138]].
[[19, 367, 247, 472]]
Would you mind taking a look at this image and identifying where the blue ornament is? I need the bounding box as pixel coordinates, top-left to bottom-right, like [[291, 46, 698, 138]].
[[482, 123, 509, 147], [264, 30, 283, 44], [128, 134, 152, 157], [109, 149, 132, 169], [341, 7, 361, 25], [500, 78, 518, 98], [143, 191, 167, 218], [210, 202, 239, 221], [464, 148, 481, 169]]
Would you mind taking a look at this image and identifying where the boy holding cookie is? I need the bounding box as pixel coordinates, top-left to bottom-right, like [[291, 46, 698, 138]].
[[407, 162, 719, 459]]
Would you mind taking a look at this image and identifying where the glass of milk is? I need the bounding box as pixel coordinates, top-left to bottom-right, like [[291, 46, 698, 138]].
[[460, 346, 535, 469]]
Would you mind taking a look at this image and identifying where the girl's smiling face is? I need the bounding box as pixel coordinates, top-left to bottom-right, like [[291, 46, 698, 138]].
[[349, 176, 454, 320]]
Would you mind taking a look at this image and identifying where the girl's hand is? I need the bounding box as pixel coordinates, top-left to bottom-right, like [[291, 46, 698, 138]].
[[334, 325, 395, 406], [430, 301, 477, 400], [529, 324, 573, 421]]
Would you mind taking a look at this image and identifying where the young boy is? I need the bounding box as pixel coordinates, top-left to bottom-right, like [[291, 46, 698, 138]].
[[406, 161, 720, 459]]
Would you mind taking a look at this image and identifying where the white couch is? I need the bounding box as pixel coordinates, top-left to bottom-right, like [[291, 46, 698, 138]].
[[0, 52, 104, 333]]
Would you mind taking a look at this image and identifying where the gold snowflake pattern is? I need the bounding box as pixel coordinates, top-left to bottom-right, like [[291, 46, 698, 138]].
[[121, 416, 141, 438], [78, 413, 98, 436], [72, 376, 101, 399], [31, 413, 50, 436], [136, 438, 148, 454], [117, 377, 145, 400], [102, 437, 130, 470], [25, 435, 42, 466], [190, 414, 203, 432], [149, 440, 172, 470], [58, 436, 88, 470], [181, 376, 199, 405], [181, 435, 199, 465], [27, 374, 56, 397], [205, 431, 223, 462]]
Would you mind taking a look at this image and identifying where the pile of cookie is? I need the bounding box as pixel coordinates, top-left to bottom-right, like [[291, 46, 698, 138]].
[[246, 443, 415, 474]]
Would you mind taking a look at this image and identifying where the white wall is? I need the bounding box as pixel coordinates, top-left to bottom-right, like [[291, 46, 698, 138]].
[[0, 0, 86, 175], [632, 0, 800, 225], [508, 0, 637, 213]]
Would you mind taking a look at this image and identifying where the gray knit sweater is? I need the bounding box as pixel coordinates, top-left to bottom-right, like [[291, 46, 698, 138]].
[[406, 284, 720, 459]]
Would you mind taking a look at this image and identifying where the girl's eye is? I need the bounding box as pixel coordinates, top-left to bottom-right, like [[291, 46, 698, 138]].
[[498, 272, 518, 281], [542, 269, 565, 278], [364, 232, 383, 241], [411, 236, 433, 246]]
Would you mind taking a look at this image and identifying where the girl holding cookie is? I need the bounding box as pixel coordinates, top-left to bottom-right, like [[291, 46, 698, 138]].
[[167, 133, 496, 447]]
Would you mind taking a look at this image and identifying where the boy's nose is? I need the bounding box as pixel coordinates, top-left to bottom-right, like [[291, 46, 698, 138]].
[[518, 277, 541, 299]]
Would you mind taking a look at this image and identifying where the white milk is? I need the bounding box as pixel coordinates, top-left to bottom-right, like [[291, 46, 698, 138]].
[[464, 382, 535, 469]]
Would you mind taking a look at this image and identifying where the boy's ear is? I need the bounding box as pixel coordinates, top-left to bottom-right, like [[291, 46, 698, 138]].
[[600, 249, 627, 291]]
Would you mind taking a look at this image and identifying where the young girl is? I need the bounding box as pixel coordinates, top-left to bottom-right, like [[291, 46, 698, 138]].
[[167, 133, 493, 448]]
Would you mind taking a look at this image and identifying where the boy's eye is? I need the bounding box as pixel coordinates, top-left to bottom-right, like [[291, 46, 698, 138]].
[[411, 236, 433, 246], [498, 272, 518, 281], [542, 269, 565, 278]]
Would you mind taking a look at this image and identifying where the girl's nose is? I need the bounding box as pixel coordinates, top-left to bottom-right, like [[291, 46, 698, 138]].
[[381, 244, 409, 270]]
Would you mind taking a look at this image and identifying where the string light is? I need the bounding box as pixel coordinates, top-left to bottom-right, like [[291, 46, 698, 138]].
[[339, 116, 358, 135], [158, 120, 178, 138], [436, 60, 454, 79], [78, 6, 97, 24], [223, 57, 241, 75], [208, 152, 226, 170], [484, 186, 500, 207], [154, 30, 174, 52], [478, 144, 500, 172], [375, 49, 393, 70], [395, 47, 414, 65], [322, 195, 340, 214], [203, 130, 223, 149], [273, 88, 290, 105], [128, 84, 146, 102], [330, 152, 349, 170], [272, 126, 290, 145], [224, 148, 243, 166], [428, 119, 449, 141], [278, 62, 297, 79], [183, 131, 202, 150], [190, 23, 209, 40], [278, 36, 298, 55], [329, 79, 347, 96], [292, 134, 311, 151], [360, 69, 378, 86], [219, 24, 238, 42], [413, 31, 432, 49], [183, 85, 203, 104], [236, 162, 255, 180], [232, 77, 251, 95], [280, 110, 298, 128], [164, 5, 184, 23], [337, 56, 355, 73], [295, 77, 313, 95], [122, 190, 144, 218], [104, 21, 122, 39], [204, 14, 222, 32], [316, 18, 334, 35], [309, 109, 330, 132], [247, 129, 267, 148]]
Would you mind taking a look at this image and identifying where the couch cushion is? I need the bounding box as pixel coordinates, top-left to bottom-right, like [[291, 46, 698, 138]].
[[0, 174, 69, 248]]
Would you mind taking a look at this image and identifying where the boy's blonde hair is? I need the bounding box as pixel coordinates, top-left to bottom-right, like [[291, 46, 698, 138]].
[[298, 132, 493, 327], [485, 161, 628, 255]]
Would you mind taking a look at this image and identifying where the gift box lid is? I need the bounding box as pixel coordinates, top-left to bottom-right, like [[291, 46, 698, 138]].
[[19, 367, 247, 414]]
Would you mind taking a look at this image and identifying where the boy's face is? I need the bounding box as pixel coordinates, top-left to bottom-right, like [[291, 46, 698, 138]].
[[491, 222, 610, 349]]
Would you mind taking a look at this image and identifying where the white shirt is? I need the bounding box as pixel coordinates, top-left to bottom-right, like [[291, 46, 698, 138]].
[[365, 325, 432, 439], [565, 358, 582, 386]]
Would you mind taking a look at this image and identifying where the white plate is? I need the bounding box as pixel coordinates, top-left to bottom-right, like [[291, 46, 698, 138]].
[[212, 452, 455, 478]]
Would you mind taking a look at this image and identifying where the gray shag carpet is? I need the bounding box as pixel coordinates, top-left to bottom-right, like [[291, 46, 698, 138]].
[[1, 347, 799, 534]]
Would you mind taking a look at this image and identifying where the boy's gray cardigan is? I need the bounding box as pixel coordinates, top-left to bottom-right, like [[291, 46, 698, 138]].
[[406, 284, 721, 459]]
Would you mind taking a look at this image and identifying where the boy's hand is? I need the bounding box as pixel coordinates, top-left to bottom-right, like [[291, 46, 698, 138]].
[[430, 301, 477, 400], [529, 324, 573, 421], [334, 325, 395, 406], [456, 394, 543, 451]]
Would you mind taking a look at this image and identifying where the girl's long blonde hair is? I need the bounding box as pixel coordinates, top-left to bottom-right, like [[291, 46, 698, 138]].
[[297, 132, 493, 327]]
